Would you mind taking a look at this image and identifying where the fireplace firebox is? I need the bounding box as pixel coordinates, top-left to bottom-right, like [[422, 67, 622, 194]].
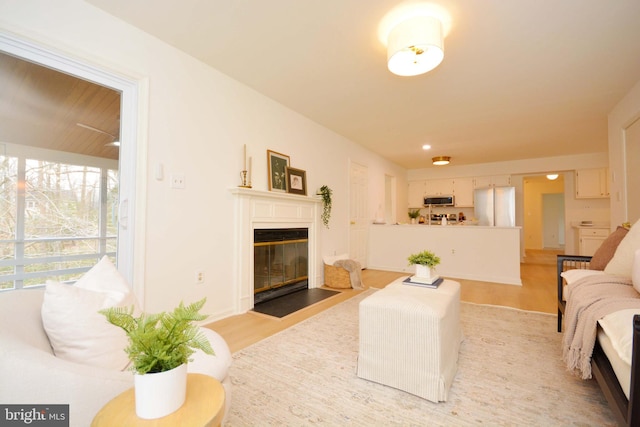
[[253, 228, 308, 305]]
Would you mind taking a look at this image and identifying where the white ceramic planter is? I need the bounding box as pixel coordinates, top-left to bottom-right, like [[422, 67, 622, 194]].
[[415, 264, 436, 281], [134, 363, 187, 419]]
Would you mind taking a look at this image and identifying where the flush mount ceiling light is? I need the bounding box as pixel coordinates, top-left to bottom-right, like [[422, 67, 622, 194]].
[[387, 15, 444, 77], [546, 174, 559, 180], [432, 156, 450, 165]]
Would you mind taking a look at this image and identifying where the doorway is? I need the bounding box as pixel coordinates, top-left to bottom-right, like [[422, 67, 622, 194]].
[[0, 33, 141, 288], [542, 193, 565, 249], [523, 175, 565, 251], [384, 174, 396, 224]]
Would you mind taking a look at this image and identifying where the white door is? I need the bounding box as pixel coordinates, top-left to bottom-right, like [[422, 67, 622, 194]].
[[349, 162, 368, 268]]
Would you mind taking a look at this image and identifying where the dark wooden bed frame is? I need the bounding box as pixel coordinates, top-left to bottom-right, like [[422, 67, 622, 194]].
[[557, 254, 640, 426]]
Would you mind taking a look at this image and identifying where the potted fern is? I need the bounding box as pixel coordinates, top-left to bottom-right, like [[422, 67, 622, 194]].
[[407, 250, 441, 282], [100, 298, 214, 419]]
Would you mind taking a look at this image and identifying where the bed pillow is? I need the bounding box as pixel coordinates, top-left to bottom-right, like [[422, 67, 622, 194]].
[[41, 256, 137, 371], [605, 219, 640, 278], [590, 226, 629, 270]]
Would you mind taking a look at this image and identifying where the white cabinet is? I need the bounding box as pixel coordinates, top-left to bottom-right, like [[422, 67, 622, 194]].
[[474, 174, 511, 188], [453, 178, 474, 207], [425, 178, 454, 195], [575, 168, 610, 198], [408, 180, 426, 208], [576, 227, 609, 256]]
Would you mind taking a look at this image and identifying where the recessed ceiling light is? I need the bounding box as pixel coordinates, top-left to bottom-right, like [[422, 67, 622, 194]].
[[422, 144, 431, 150]]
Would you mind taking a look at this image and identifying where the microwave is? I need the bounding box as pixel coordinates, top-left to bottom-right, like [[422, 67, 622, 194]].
[[424, 195, 455, 206]]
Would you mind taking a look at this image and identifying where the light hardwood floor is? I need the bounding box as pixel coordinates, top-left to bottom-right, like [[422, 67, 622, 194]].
[[206, 249, 561, 353]]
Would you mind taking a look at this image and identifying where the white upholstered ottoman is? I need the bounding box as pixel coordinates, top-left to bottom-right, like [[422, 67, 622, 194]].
[[356, 278, 462, 402]]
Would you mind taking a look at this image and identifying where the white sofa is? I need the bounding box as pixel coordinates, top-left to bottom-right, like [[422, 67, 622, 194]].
[[0, 288, 232, 426]]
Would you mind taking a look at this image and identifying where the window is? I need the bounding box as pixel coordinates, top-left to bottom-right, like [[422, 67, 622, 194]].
[[0, 150, 118, 290]]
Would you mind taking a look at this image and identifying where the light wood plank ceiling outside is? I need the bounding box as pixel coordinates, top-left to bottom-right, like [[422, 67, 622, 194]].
[[0, 52, 120, 160]]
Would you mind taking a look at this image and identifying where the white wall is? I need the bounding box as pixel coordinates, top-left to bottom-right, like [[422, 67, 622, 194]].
[[0, 0, 406, 318], [609, 78, 640, 227]]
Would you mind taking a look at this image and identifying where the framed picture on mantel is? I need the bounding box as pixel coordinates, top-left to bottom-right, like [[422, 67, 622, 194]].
[[267, 150, 289, 192], [286, 167, 307, 196]]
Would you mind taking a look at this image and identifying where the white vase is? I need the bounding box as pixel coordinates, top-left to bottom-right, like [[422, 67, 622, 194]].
[[134, 363, 187, 419], [415, 264, 435, 280]]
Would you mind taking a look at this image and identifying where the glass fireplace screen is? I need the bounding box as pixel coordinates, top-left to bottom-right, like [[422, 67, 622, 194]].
[[253, 228, 308, 294]]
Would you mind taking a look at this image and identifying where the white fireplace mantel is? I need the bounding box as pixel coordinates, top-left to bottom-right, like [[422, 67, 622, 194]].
[[229, 188, 321, 313]]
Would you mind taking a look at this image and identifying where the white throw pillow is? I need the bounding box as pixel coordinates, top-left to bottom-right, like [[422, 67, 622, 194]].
[[633, 249, 640, 294], [41, 256, 138, 371], [75, 255, 138, 309], [605, 219, 640, 278], [599, 309, 640, 366]]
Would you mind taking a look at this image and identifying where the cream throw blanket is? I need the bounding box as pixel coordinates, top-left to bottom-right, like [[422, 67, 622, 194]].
[[562, 273, 638, 379], [333, 259, 365, 290]]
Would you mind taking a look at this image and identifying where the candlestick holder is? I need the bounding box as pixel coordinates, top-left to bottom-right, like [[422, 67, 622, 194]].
[[239, 170, 252, 188]]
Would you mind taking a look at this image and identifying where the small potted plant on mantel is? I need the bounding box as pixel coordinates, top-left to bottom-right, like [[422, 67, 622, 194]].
[[408, 209, 421, 224], [100, 298, 214, 419], [407, 250, 441, 282]]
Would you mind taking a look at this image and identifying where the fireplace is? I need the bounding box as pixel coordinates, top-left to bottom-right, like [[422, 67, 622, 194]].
[[230, 187, 320, 313], [253, 228, 308, 305]]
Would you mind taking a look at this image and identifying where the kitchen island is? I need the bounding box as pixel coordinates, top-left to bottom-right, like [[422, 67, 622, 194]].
[[368, 224, 522, 285]]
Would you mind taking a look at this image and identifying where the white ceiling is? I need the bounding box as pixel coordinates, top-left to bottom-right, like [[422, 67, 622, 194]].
[[86, 0, 640, 169]]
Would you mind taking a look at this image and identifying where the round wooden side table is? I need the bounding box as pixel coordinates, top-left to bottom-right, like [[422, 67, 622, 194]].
[[91, 373, 225, 427]]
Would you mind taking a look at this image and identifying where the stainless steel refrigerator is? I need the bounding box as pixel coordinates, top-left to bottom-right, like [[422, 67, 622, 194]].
[[474, 186, 516, 227]]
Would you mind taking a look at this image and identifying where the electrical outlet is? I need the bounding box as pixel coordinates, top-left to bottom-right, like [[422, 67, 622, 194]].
[[195, 270, 204, 284], [170, 173, 185, 189]]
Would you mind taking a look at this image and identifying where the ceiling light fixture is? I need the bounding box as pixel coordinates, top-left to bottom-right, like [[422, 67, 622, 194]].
[[546, 174, 559, 180], [387, 15, 444, 77], [432, 156, 450, 166], [422, 144, 431, 150]]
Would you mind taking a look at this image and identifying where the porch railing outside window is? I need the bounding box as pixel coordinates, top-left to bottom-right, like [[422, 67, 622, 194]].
[[0, 154, 118, 290]]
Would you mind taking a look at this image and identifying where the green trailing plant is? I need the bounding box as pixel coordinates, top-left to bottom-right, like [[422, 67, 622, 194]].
[[99, 298, 214, 375], [319, 185, 332, 228], [407, 250, 441, 268], [408, 209, 421, 219]]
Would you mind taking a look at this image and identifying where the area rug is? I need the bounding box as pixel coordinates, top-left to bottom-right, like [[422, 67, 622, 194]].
[[226, 290, 616, 426]]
